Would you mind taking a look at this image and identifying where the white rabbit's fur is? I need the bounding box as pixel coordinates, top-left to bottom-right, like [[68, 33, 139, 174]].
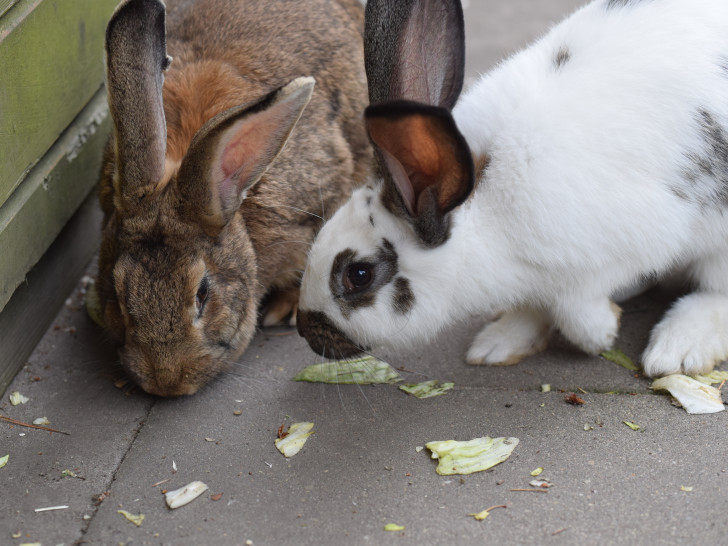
[[299, 0, 728, 376]]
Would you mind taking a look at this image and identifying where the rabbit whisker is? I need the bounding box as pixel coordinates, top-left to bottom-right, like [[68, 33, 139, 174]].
[[262, 240, 314, 250], [259, 204, 324, 221]]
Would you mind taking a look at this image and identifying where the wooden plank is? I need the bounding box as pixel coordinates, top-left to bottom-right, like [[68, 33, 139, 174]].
[[0, 0, 118, 205], [0, 0, 19, 19], [0, 88, 110, 311], [0, 191, 102, 395]]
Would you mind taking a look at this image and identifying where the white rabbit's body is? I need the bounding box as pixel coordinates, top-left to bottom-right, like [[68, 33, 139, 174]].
[[297, 0, 728, 376]]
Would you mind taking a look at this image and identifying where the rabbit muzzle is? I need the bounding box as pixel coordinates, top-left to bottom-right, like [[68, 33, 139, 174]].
[[297, 309, 367, 359]]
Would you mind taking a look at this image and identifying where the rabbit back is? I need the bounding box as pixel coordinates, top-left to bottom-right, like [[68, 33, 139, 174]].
[[453, 0, 728, 298]]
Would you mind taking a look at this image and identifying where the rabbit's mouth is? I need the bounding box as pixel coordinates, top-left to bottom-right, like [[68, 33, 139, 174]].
[[119, 347, 213, 397], [296, 309, 367, 359]]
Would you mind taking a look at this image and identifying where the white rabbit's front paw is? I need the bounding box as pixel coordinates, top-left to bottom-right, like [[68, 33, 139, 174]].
[[642, 293, 728, 377], [554, 298, 621, 355], [467, 308, 552, 366]]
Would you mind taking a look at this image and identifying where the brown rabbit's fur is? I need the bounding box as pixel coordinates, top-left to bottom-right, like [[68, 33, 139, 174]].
[[97, 0, 370, 396]]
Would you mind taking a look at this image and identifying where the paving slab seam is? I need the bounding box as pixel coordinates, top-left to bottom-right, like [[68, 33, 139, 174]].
[[74, 399, 156, 543]]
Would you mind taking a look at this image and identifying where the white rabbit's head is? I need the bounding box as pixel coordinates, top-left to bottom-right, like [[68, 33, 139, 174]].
[[297, 0, 473, 357]]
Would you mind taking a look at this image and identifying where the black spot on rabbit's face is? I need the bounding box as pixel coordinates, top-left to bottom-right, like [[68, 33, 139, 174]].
[[554, 47, 570, 70], [392, 277, 415, 315], [328, 239, 400, 318], [679, 109, 728, 208], [298, 238, 415, 357]]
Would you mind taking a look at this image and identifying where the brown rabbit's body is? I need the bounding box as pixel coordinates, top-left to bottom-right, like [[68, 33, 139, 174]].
[[97, 0, 370, 396]]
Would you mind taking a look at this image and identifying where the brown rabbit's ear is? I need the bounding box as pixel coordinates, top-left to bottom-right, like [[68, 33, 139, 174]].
[[177, 77, 315, 232], [105, 0, 172, 205], [364, 0, 465, 109], [366, 100, 474, 245]]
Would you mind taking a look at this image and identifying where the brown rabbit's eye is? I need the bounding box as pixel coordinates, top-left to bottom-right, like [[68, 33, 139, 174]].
[[196, 277, 210, 315], [343, 263, 374, 294]]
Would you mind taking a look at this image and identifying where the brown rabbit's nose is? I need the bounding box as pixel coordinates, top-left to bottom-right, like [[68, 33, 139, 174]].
[[296, 309, 366, 359], [119, 347, 201, 397]]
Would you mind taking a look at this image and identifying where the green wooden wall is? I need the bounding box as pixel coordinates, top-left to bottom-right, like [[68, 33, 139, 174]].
[[0, 0, 118, 312]]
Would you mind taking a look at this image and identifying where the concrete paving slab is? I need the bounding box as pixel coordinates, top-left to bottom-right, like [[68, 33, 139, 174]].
[[2, 1, 728, 545], [3, 271, 727, 545], [1, 283, 153, 545]]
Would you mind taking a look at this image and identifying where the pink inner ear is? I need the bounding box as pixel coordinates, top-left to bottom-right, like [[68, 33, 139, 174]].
[[221, 138, 249, 180], [220, 123, 260, 182], [218, 129, 254, 209], [215, 106, 294, 211]]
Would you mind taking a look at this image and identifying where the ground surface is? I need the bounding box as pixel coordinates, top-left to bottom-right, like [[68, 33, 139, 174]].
[[3, 1, 728, 545]]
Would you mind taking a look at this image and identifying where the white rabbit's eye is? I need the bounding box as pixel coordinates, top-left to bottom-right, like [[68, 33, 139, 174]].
[[343, 263, 374, 294], [196, 276, 210, 315]]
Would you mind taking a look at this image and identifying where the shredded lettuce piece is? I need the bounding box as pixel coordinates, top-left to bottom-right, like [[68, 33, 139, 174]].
[[601, 349, 639, 371], [691, 370, 728, 386], [118, 510, 144, 526], [651, 375, 725, 414], [292, 357, 401, 384], [85, 282, 106, 329], [275, 422, 314, 457], [426, 436, 519, 476], [399, 380, 454, 398], [165, 481, 209, 509], [9, 392, 29, 405]]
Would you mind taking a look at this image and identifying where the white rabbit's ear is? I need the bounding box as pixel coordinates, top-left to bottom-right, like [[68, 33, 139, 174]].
[[177, 77, 315, 232], [105, 0, 171, 207], [364, 0, 465, 108], [366, 100, 474, 245]]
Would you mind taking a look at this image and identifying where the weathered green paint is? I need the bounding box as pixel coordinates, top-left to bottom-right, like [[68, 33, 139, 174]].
[[0, 0, 20, 19], [0, 88, 110, 311], [0, 0, 118, 205]]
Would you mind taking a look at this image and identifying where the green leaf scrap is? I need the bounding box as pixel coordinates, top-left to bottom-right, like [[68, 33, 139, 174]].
[[292, 357, 401, 384], [691, 370, 728, 386], [426, 436, 519, 476], [118, 510, 144, 527], [85, 282, 106, 329], [384, 523, 405, 531], [623, 421, 641, 431], [601, 349, 639, 371], [0, 454, 8, 469], [9, 391, 29, 405], [399, 380, 454, 398], [469, 509, 490, 521]]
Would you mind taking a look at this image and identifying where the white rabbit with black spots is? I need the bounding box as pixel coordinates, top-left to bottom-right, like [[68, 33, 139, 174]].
[[296, 0, 728, 378]]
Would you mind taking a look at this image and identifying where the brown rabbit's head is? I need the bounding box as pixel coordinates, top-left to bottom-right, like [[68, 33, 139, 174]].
[[97, 0, 315, 396]]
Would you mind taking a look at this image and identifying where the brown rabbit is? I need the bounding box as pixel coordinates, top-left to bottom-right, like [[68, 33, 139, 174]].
[[95, 0, 370, 396]]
